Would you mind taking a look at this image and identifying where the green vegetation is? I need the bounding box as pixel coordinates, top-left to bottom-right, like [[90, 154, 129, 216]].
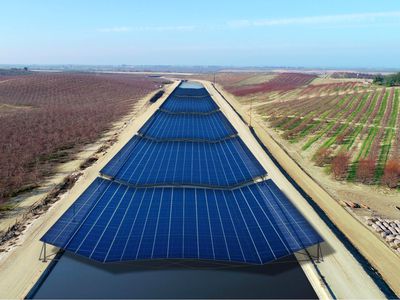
[[0, 203, 15, 212], [347, 90, 387, 181], [302, 94, 354, 150], [374, 89, 400, 180], [321, 93, 368, 149], [0, 68, 32, 76], [256, 79, 400, 188], [373, 72, 400, 86], [342, 92, 377, 150], [302, 121, 334, 150], [359, 92, 388, 158]]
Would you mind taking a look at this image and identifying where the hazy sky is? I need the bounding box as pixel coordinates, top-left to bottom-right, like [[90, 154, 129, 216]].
[[1, 0, 400, 68]]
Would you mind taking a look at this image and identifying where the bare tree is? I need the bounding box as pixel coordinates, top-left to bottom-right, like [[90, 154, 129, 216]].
[[314, 148, 333, 167], [331, 152, 350, 180], [0, 73, 166, 204], [382, 160, 400, 188]]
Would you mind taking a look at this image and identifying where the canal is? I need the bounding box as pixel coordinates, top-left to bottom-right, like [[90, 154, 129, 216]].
[[28, 252, 317, 299]]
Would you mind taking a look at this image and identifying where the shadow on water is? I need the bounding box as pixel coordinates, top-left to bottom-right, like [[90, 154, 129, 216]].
[[29, 252, 318, 299], [74, 253, 300, 276]]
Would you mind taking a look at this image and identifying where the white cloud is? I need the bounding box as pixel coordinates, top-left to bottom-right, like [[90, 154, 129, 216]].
[[140, 25, 195, 32], [97, 26, 132, 33], [228, 11, 400, 28], [97, 25, 195, 33], [97, 11, 400, 34]]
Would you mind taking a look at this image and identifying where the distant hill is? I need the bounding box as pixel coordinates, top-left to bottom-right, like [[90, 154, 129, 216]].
[[331, 72, 375, 79], [0, 68, 33, 76]]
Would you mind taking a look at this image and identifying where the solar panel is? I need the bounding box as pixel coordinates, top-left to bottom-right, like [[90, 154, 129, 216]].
[[139, 110, 237, 141], [39, 178, 110, 248], [41, 178, 322, 264], [41, 81, 323, 266], [100, 136, 266, 187], [160, 95, 218, 113], [172, 87, 209, 97]]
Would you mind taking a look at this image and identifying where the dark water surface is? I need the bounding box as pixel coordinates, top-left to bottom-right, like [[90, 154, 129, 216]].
[[30, 252, 317, 299]]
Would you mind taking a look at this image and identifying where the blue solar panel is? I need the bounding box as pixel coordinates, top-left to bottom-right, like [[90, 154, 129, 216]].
[[139, 110, 237, 141], [41, 81, 323, 266], [172, 86, 209, 97], [41, 178, 322, 264], [39, 178, 109, 249], [161, 95, 218, 113], [100, 136, 266, 187]]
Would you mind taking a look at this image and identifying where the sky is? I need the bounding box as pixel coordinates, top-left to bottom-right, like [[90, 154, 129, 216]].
[[1, 0, 400, 69]]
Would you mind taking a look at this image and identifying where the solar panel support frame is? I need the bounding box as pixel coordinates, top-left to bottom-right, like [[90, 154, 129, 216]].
[[294, 242, 324, 263], [98, 173, 269, 191], [40, 242, 47, 263]]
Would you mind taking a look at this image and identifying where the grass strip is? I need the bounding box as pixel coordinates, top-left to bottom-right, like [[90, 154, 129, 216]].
[[348, 89, 389, 181], [321, 93, 368, 149], [374, 89, 399, 181], [302, 94, 351, 150], [343, 92, 377, 150]]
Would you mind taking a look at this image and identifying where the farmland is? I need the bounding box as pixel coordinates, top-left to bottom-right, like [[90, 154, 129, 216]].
[[216, 72, 400, 190], [225, 72, 316, 96], [0, 72, 167, 204]]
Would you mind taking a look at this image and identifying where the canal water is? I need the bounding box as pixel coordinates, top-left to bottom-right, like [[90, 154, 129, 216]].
[[29, 252, 317, 299], [179, 81, 203, 89]]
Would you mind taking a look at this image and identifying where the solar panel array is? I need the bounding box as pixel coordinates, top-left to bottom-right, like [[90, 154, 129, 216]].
[[160, 94, 218, 113], [139, 110, 237, 141], [42, 178, 321, 263], [42, 82, 322, 264], [101, 83, 265, 187], [172, 86, 209, 97], [100, 136, 265, 187]]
